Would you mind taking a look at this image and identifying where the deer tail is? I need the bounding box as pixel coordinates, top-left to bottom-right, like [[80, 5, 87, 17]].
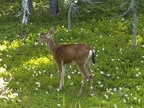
[[92, 50, 95, 64]]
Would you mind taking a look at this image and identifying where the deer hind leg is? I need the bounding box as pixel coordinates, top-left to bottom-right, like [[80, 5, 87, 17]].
[[58, 61, 66, 90], [85, 62, 94, 95], [84, 50, 94, 95], [77, 63, 88, 95]]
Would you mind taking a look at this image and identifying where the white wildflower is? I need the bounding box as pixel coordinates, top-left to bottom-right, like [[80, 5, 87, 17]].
[[134, 97, 137, 100], [130, 93, 133, 96], [18, 99, 22, 102], [0, 46, 4, 51], [111, 92, 114, 95], [35, 73, 38, 76], [0, 78, 4, 89], [100, 71, 104, 74], [36, 82, 40, 85], [138, 99, 141, 103], [57, 88, 60, 92], [104, 94, 108, 99], [109, 88, 112, 91], [36, 82, 40, 87], [117, 77, 120, 79], [138, 72, 141, 75], [68, 75, 71, 79], [136, 86, 140, 91], [96, 54, 98, 57], [71, 71, 75, 74], [111, 59, 114, 61], [115, 67, 118, 70], [100, 84, 103, 87], [90, 86, 93, 89], [107, 74, 110, 76], [91, 94, 94, 96], [114, 104, 117, 108], [119, 87, 123, 91], [57, 104, 61, 107], [50, 74, 53, 78], [123, 99, 126, 103], [98, 81, 101, 84], [136, 74, 139, 77], [113, 88, 117, 92], [39, 71, 41, 74], [125, 94, 128, 97], [0, 67, 6, 73], [12, 93, 18, 98]]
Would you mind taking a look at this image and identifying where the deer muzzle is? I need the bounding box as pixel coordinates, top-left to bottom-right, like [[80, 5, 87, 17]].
[[35, 40, 39, 45]]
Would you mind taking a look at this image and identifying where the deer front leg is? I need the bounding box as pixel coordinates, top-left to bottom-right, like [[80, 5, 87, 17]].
[[58, 61, 66, 90]]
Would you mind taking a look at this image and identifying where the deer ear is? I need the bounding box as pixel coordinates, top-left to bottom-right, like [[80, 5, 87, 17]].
[[48, 27, 54, 35]]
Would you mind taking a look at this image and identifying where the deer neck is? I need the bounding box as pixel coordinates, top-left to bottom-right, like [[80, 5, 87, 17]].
[[47, 38, 56, 54]]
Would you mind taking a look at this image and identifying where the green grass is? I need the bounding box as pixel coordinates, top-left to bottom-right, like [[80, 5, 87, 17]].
[[0, 1, 144, 108]]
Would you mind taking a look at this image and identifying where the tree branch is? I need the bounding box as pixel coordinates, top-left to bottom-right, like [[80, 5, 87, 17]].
[[16, 0, 31, 25], [120, 0, 134, 17]]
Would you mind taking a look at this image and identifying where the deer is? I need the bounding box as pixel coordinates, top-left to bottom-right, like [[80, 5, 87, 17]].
[[36, 27, 95, 95]]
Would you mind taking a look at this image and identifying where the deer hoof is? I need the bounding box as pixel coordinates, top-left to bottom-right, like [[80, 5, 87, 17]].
[[90, 89, 94, 96]]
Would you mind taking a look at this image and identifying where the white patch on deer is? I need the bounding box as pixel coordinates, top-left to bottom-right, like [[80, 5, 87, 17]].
[[59, 61, 66, 89], [84, 50, 92, 67], [35, 42, 39, 45]]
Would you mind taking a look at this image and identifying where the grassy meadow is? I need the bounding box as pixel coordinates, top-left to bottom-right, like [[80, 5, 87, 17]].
[[0, 1, 144, 108]]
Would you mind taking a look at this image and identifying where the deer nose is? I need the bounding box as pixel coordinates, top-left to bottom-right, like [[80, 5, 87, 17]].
[[35, 40, 39, 45], [35, 39, 38, 42]]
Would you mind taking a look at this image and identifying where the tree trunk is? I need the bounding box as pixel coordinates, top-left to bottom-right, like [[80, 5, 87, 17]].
[[132, 0, 137, 47], [120, 0, 137, 47], [68, 0, 72, 31], [132, 9, 137, 47], [49, 0, 59, 15]]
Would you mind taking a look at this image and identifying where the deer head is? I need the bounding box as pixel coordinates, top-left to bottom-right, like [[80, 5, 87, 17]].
[[36, 27, 54, 44]]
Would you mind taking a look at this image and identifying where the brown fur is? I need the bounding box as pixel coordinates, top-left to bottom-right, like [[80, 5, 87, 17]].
[[36, 27, 95, 95]]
